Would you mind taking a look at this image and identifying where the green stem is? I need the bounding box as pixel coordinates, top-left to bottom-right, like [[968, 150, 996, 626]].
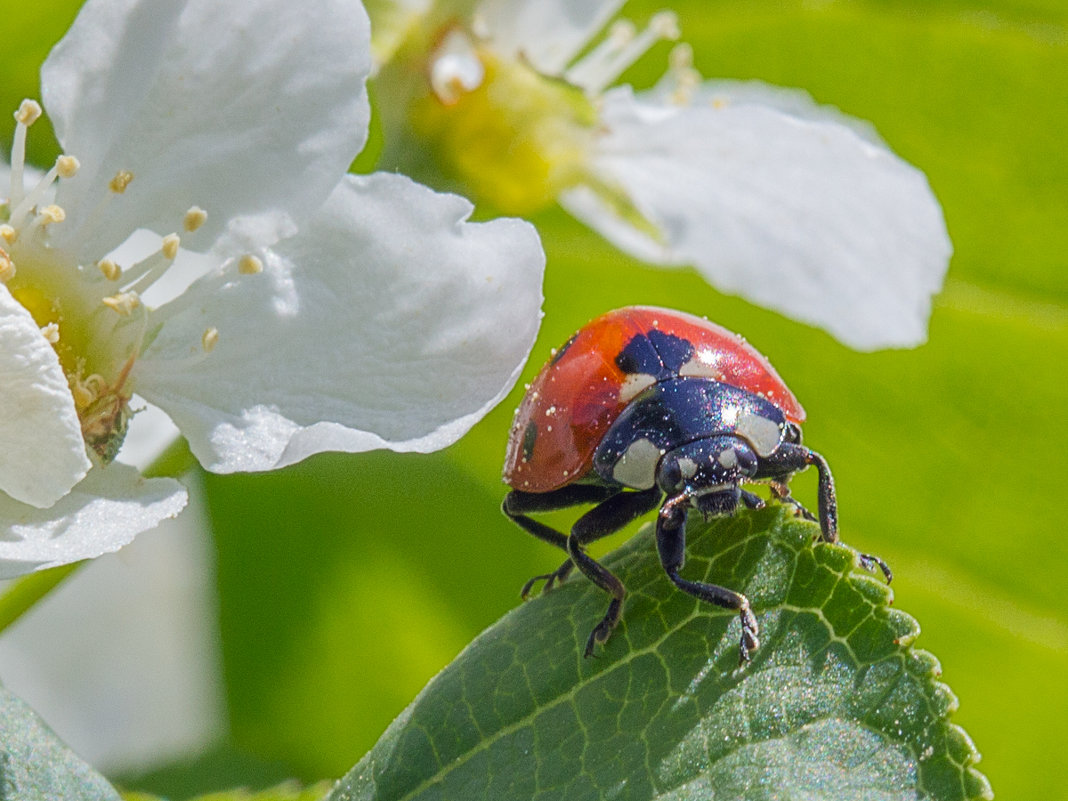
[[0, 436, 197, 636]]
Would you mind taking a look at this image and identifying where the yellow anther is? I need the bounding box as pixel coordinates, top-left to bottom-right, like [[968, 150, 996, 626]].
[[202, 327, 219, 353], [0, 225, 15, 245], [238, 254, 264, 275], [15, 99, 42, 126], [183, 206, 208, 232], [97, 258, 121, 281], [669, 42, 693, 72], [71, 381, 96, 409], [40, 323, 60, 344], [102, 291, 141, 316], [56, 155, 81, 179], [39, 204, 66, 225], [109, 170, 135, 194], [161, 233, 180, 260], [0, 248, 15, 282]]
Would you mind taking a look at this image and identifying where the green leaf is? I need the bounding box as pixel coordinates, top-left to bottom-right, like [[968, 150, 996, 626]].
[[121, 780, 332, 801], [0, 683, 122, 801], [329, 507, 990, 801]]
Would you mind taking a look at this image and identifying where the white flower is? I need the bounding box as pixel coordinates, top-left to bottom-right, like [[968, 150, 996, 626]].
[[0, 0, 544, 577], [369, 0, 951, 350]]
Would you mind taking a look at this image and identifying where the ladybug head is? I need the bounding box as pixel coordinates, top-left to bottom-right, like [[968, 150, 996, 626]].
[[656, 436, 759, 515]]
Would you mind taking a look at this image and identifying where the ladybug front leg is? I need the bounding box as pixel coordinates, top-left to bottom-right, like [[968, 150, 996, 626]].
[[763, 445, 892, 583], [758, 444, 838, 543], [656, 496, 759, 664]]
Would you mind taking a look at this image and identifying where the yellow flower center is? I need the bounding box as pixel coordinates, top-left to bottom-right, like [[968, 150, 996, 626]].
[[411, 33, 598, 216]]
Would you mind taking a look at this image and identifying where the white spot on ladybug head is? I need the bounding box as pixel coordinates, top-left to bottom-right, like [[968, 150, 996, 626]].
[[612, 437, 664, 489], [718, 449, 738, 469], [678, 457, 699, 479], [736, 412, 782, 457]]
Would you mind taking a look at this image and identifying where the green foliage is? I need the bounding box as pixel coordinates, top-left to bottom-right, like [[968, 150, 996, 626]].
[[329, 508, 989, 800], [3, 0, 1064, 799], [0, 684, 121, 801], [122, 781, 331, 801], [198, 2, 1065, 799]]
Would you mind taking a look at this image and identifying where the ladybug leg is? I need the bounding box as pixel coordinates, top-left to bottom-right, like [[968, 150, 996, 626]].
[[763, 446, 892, 583], [767, 481, 817, 522], [739, 489, 766, 510], [656, 496, 759, 665], [530, 486, 664, 598], [858, 553, 894, 583], [566, 487, 663, 657], [503, 485, 620, 598], [758, 444, 838, 543]]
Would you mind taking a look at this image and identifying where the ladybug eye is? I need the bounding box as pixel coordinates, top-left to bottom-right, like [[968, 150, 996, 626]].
[[656, 456, 684, 494]]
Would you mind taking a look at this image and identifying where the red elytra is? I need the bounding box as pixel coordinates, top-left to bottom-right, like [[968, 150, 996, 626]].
[[503, 306, 805, 493]]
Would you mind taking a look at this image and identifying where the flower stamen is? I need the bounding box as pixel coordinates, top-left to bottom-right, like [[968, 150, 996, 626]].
[[109, 170, 135, 194], [101, 290, 141, 316], [0, 247, 15, 282], [566, 11, 680, 94], [98, 258, 121, 281], [8, 99, 42, 209], [119, 233, 180, 295], [430, 30, 485, 105], [66, 169, 137, 249], [238, 254, 264, 274], [183, 206, 208, 232], [8, 155, 79, 229], [665, 43, 701, 106], [564, 20, 636, 90]]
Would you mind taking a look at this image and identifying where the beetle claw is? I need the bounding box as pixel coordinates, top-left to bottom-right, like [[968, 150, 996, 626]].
[[859, 552, 893, 583]]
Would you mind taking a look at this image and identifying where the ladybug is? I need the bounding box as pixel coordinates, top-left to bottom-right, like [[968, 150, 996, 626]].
[[503, 306, 890, 663]]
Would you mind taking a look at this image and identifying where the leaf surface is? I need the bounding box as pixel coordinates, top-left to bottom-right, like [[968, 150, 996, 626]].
[[329, 508, 991, 801], [0, 684, 122, 801]]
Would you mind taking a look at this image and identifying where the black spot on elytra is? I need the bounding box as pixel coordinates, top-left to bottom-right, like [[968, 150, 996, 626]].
[[615, 330, 695, 378], [550, 333, 578, 366], [522, 421, 538, 462]]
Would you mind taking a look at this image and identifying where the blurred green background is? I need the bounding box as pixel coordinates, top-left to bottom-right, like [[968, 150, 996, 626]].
[[4, 1, 1065, 799]]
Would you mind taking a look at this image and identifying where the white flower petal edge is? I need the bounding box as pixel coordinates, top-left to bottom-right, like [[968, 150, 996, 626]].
[[42, 0, 371, 259], [135, 172, 545, 472], [677, 78, 887, 148], [0, 284, 90, 508], [0, 464, 187, 579], [474, 0, 625, 74], [561, 87, 952, 350]]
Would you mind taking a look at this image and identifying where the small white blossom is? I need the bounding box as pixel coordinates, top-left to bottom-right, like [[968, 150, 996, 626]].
[[369, 0, 952, 350], [0, 0, 544, 577]]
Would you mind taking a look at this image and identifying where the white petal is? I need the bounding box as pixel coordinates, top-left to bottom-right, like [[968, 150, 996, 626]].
[[0, 492, 223, 771], [671, 78, 887, 147], [475, 0, 625, 74], [0, 285, 90, 508], [562, 88, 951, 350], [136, 173, 544, 472], [0, 465, 187, 578], [42, 0, 371, 259]]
